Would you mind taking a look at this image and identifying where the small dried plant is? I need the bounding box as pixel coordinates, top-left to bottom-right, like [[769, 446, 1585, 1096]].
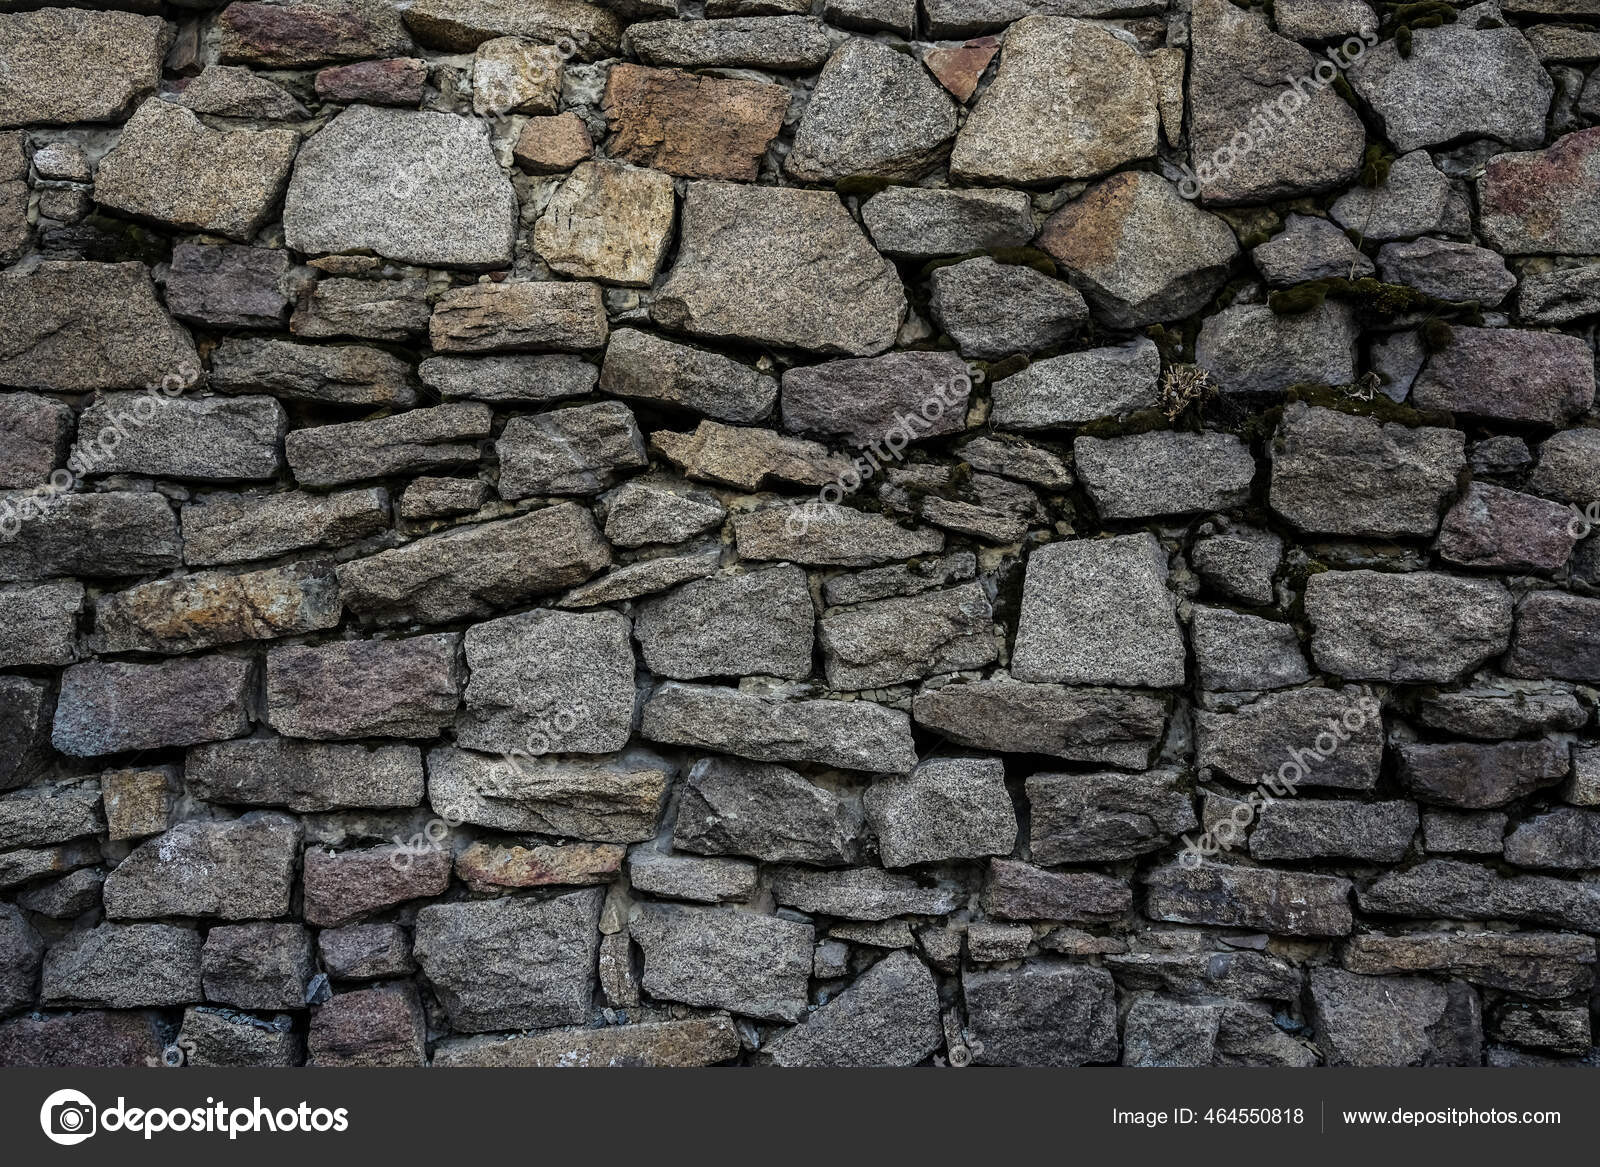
[[1344, 371, 1382, 402], [1159, 364, 1217, 422]]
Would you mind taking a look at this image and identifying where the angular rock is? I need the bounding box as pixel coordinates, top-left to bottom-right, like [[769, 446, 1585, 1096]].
[[626, 850, 754, 903], [1411, 327, 1594, 424], [471, 36, 561, 116], [763, 949, 940, 1067], [1036, 171, 1238, 328], [514, 111, 593, 173], [864, 757, 1017, 868], [213, 334, 418, 405], [435, 1015, 739, 1068], [1106, 945, 1302, 1001], [1378, 238, 1516, 305], [1121, 996, 1221, 1067], [202, 924, 313, 1010], [0, 579, 82, 669], [818, 583, 994, 690], [166, 243, 290, 330], [100, 767, 177, 842], [0, 677, 51, 794], [456, 840, 622, 892], [1529, 428, 1600, 504], [1190, 608, 1309, 692], [1518, 264, 1600, 325], [0, 9, 167, 127], [1305, 571, 1513, 682], [285, 402, 492, 487], [602, 476, 726, 548], [1330, 149, 1472, 241], [72, 393, 285, 482], [950, 16, 1157, 184], [559, 550, 721, 608], [308, 985, 426, 1067], [219, 0, 415, 67], [456, 608, 635, 755], [337, 503, 610, 626], [13, 868, 105, 921], [654, 182, 905, 357], [178, 1009, 301, 1068], [1505, 807, 1600, 870], [981, 858, 1131, 922], [302, 843, 450, 927], [1416, 681, 1587, 741], [641, 682, 917, 773], [964, 961, 1119, 1066], [913, 678, 1166, 769], [1253, 214, 1373, 286], [631, 904, 812, 1021], [922, 35, 1001, 102], [427, 746, 671, 842], [53, 656, 254, 757], [1310, 968, 1481, 1066], [534, 161, 675, 287], [414, 889, 603, 1031], [1077, 431, 1254, 521], [187, 739, 424, 813], [651, 422, 849, 492], [1344, 931, 1595, 998], [1191, 526, 1281, 606], [0, 394, 71, 491], [601, 329, 776, 425], [420, 353, 598, 405], [1251, 799, 1418, 862], [399, 476, 489, 521], [1027, 770, 1196, 864], [1358, 858, 1600, 932], [0, 903, 42, 1014], [429, 280, 608, 353], [628, 15, 828, 71], [181, 488, 389, 567], [0, 1010, 165, 1068], [990, 338, 1161, 430], [315, 57, 429, 105], [824, 551, 980, 606], [497, 402, 647, 498], [636, 567, 813, 681], [929, 257, 1087, 359], [1147, 862, 1354, 936], [318, 923, 415, 981], [602, 64, 789, 183], [0, 782, 101, 849], [1437, 483, 1580, 573], [734, 505, 944, 567], [104, 815, 301, 920], [1506, 590, 1600, 682], [291, 278, 431, 342], [770, 865, 958, 920], [1012, 532, 1184, 687], [1196, 302, 1359, 394], [402, 0, 620, 55], [265, 633, 463, 740], [861, 187, 1033, 258], [673, 755, 861, 866], [42, 923, 202, 1009], [782, 350, 970, 446], [284, 105, 516, 268], [787, 38, 956, 181]]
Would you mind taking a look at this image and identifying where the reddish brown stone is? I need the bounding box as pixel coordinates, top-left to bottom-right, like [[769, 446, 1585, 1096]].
[[0, 1010, 166, 1067], [308, 985, 426, 1067], [513, 111, 593, 173], [218, 0, 414, 69], [314, 57, 429, 105], [302, 843, 451, 927], [923, 37, 999, 103], [455, 840, 625, 892], [603, 63, 789, 182]]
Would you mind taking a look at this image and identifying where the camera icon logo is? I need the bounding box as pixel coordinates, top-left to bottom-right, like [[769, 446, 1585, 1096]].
[[40, 1089, 97, 1146]]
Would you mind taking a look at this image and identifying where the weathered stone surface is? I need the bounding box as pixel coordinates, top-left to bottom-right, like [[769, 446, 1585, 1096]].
[[628, 15, 828, 71], [770, 865, 958, 920], [825, 551, 980, 606], [202, 924, 312, 1010], [1269, 404, 1464, 538], [1253, 214, 1374, 286], [1106, 944, 1302, 1001], [1344, 932, 1595, 998], [950, 16, 1156, 184], [559, 550, 720, 608], [1349, 23, 1554, 152], [285, 402, 491, 486], [0, 580, 82, 669], [782, 350, 969, 446], [652, 422, 849, 492], [1411, 328, 1594, 424], [913, 678, 1165, 769], [734, 505, 945, 567], [284, 105, 516, 268], [1518, 264, 1600, 324], [0, 676, 51, 794], [177, 64, 305, 119], [673, 755, 861, 866], [1121, 995, 1222, 1067], [291, 278, 431, 342], [1317, 969, 1484, 1070], [73, 393, 285, 482], [1506, 590, 1600, 682], [0, 262, 200, 393], [637, 567, 812, 681], [1187, 0, 1364, 203], [219, 0, 415, 68], [601, 330, 776, 425], [338, 503, 609, 625], [456, 608, 635, 755], [1145, 863, 1353, 936], [964, 961, 1118, 1066], [627, 850, 755, 903], [434, 1015, 741, 1067], [188, 739, 423, 812], [863, 757, 1017, 868], [429, 281, 609, 353], [265, 633, 462, 740], [923, 35, 1001, 102], [861, 187, 1032, 258], [0, 903, 42, 1014], [534, 162, 675, 287], [1416, 681, 1586, 742], [182, 488, 389, 567], [42, 923, 202, 1009], [104, 815, 301, 920], [763, 949, 940, 1067], [99, 768, 177, 842], [1196, 302, 1359, 395], [990, 338, 1161, 430], [981, 858, 1131, 922], [1358, 858, 1600, 932], [1191, 526, 1281, 606], [929, 257, 1087, 360], [631, 904, 812, 1021], [315, 57, 429, 105], [308, 985, 426, 1067], [318, 923, 415, 980], [178, 1009, 301, 1067], [96, 100, 298, 242], [1077, 431, 1254, 521], [1505, 807, 1600, 870], [654, 182, 905, 357], [0, 782, 101, 850], [1039, 171, 1238, 327], [403, 0, 620, 55], [421, 353, 598, 405], [1027, 770, 1195, 864], [602, 477, 726, 548], [399, 476, 489, 521], [428, 747, 671, 842], [787, 39, 956, 182], [514, 111, 593, 173], [1330, 149, 1471, 241], [0, 9, 167, 127], [457, 840, 622, 892], [302, 843, 450, 926], [641, 683, 917, 773], [603, 64, 789, 183], [1251, 800, 1418, 862], [0, 394, 72, 491], [54, 655, 254, 757], [1305, 571, 1513, 683], [1191, 608, 1310, 692], [1437, 483, 1580, 573], [496, 402, 647, 498], [471, 36, 561, 116], [0, 1010, 165, 1068], [820, 583, 995, 690], [1529, 428, 1600, 504], [1378, 238, 1516, 305], [1013, 533, 1184, 687], [95, 562, 337, 656], [0, 841, 100, 891], [414, 889, 603, 1031]]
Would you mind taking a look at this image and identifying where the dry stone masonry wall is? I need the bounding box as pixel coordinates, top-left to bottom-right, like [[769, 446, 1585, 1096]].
[[1, 0, 1599, 1070]]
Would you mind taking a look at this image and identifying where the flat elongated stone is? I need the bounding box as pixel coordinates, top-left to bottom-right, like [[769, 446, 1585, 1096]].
[[92, 561, 339, 655], [1146, 863, 1353, 936], [559, 551, 721, 608], [1310, 968, 1481, 1067], [990, 338, 1161, 430], [178, 1010, 302, 1067], [1506, 590, 1600, 681], [653, 182, 906, 357], [0, 262, 200, 393], [864, 757, 1016, 868], [627, 850, 756, 903], [213, 339, 417, 408], [602, 477, 727, 549], [291, 278, 431, 342], [187, 739, 423, 812], [420, 353, 598, 405], [0, 1010, 165, 1068], [219, 0, 415, 67], [95, 100, 299, 242], [1251, 800, 1418, 862], [734, 506, 944, 567], [636, 567, 813, 681], [286, 403, 492, 487], [302, 844, 450, 926], [651, 422, 849, 492], [403, 0, 619, 54], [1269, 403, 1465, 538], [316, 57, 430, 104], [434, 1016, 741, 1068], [964, 961, 1119, 1066], [0, 580, 83, 668], [929, 257, 1087, 359], [427, 747, 671, 842], [42, 924, 202, 1009], [1377, 238, 1515, 305], [641, 683, 917, 773], [673, 755, 861, 866], [1358, 858, 1600, 932], [861, 187, 1032, 258], [1411, 328, 1595, 424], [820, 583, 996, 690], [0, 782, 102, 849], [1196, 685, 1385, 790], [1344, 932, 1595, 999], [104, 815, 301, 920], [629, 15, 829, 71], [981, 858, 1130, 922], [181, 488, 389, 567], [456, 608, 635, 756], [265, 634, 463, 739], [497, 402, 647, 498], [770, 865, 958, 920], [1505, 807, 1600, 870], [0, 9, 167, 128], [782, 351, 969, 446], [0, 492, 181, 583], [179, 64, 306, 119], [1305, 571, 1513, 682], [1012, 533, 1184, 687], [603, 64, 789, 183], [913, 679, 1166, 769], [414, 890, 603, 1031], [284, 105, 516, 268], [53, 656, 254, 757], [1028, 770, 1195, 863], [631, 904, 812, 1021], [457, 840, 622, 892], [1077, 431, 1255, 521], [1415, 681, 1587, 741], [763, 950, 941, 1067], [601, 329, 776, 425], [337, 503, 610, 626], [429, 281, 609, 352], [70, 393, 285, 482]]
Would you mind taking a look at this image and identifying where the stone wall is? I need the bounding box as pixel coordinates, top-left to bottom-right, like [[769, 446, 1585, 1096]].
[[2, 0, 1599, 1069]]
